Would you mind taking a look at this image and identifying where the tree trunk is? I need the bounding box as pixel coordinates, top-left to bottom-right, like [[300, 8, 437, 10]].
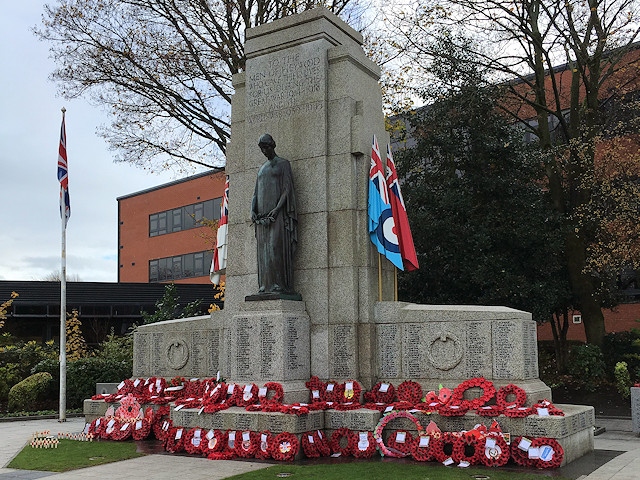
[[566, 230, 606, 346]]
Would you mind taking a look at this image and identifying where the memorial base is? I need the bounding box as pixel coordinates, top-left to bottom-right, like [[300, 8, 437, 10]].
[[84, 399, 593, 466]]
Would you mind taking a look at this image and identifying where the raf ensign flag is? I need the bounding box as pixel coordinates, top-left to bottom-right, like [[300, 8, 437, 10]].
[[386, 144, 418, 271], [368, 135, 403, 270]]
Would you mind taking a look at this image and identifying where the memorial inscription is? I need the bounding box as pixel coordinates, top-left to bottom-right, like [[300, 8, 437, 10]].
[[236, 317, 251, 374], [378, 324, 400, 378], [247, 50, 324, 112]]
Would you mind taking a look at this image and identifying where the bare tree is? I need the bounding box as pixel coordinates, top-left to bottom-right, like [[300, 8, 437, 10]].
[[384, 0, 640, 346], [36, 0, 361, 172]]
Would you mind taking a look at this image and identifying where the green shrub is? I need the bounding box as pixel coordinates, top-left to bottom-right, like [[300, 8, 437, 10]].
[[614, 361, 632, 399], [0, 363, 21, 401], [94, 330, 134, 366], [8, 372, 53, 412], [33, 357, 132, 409], [0, 340, 57, 379], [602, 330, 640, 376], [567, 344, 606, 391]]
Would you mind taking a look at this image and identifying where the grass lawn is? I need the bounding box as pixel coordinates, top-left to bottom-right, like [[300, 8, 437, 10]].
[[225, 461, 571, 480], [8, 439, 144, 472]]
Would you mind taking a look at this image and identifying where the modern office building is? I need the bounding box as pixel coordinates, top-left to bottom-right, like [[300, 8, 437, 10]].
[[117, 169, 226, 284]]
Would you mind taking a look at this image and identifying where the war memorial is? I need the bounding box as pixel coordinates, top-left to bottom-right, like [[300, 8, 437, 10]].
[[85, 7, 595, 466]]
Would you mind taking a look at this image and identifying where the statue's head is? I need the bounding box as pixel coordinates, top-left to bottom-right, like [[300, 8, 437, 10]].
[[258, 133, 276, 148]]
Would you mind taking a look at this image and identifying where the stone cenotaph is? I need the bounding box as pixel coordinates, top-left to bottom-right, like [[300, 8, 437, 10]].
[[86, 8, 595, 465]]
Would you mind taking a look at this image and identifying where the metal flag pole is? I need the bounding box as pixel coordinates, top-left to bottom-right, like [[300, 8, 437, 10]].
[[59, 107, 67, 423], [378, 253, 383, 301]]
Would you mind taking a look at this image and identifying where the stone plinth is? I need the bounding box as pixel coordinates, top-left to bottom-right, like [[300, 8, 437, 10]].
[[373, 303, 551, 401], [226, 300, 310, 403], [632, 387, 640, 435], [133, 315, 226, 379]]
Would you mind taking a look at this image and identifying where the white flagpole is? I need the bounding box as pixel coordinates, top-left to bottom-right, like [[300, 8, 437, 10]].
[[59, 107, 67, 423]]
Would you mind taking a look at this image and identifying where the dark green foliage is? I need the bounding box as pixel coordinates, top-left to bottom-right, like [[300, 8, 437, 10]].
[[7, 372, 53, 412], [566, 344, 607, 391], [0, 363, 21, 402], [396, 70, 568, 322], [33, 357, 132, 409], [602, 329, 640, 380], [141, 283, 204, 324]]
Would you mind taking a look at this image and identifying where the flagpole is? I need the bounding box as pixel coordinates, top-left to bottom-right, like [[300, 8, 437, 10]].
[[394, 268, 398, 301], [377, 253, 382, 301], [59, 107, 67, 423]]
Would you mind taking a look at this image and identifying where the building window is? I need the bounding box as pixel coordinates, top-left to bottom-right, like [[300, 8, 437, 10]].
[[149, 250, 214, 282], [149, 198, 221, 238]]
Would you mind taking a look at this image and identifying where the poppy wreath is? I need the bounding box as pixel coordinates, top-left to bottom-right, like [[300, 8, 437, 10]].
[[254, 431, 274, 460], [174, 397, 203, 409], [451, 377, 496, 410], [496, 384, 527, 410], [183, 427, 206, 455], [183, 379, 205, 399], [203, 399, 233, 413], [476, 405, 504, 417], [314, 430, 331, 456], [102, 418, 118, 440], [373, 410, 423, 458], [305, 376, 326, 403], [390, 400, 418, 411], [437, 402, 469, 417], [411, 434, 435, 462], [341, 380, 362, 403], [201, 429, 225, 456], [153, 419, 173, 442], [431, 432, 458, 463], [207, 451, 236, 460], [280, 404, 310, 415], [503, 405, 533, 418], [234, 383, 259, 407], [413, 401, 440, 413], [103, 393, 122, 403], [533, 399, 565, 416], [87, 417, 104, 438], [234, 430, 260, 458], [530, 437, 564, 468], [322, 381, 344, 403], [203, 382, 227, 406], [145, 376, 168, 397], [386, 430, 415, 456], [396, 380, 423, 404], [510, 436, 534, 467], [330, 427, 353, 456], [115, 378, 135, 396], [270, 432, 299, 461], [261, 382, 285, 403], [349, 431, 377, 459], [333, 401, 362, 411], [223, 384, 239, 406], [131, 418, 152, 440], [301, 431, 323, 458], [452, 431, 482, 465], [362, 402, 389, 412], [151, 405, 170, 439], [131, 378, 147, 396], [164, 427, 186, 453], [110, 419, 133, 441], [479, 434, 510, 467], [364, 382, 396, 404]]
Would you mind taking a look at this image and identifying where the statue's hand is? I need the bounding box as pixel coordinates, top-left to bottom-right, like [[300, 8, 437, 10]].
[[267, 208, 279, 220]]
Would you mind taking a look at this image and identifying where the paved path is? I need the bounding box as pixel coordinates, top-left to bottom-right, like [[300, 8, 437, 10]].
[[0, 416, 638, 480]]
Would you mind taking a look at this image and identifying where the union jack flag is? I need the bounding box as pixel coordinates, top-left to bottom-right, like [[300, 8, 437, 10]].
[[57, 111, 70, 227]]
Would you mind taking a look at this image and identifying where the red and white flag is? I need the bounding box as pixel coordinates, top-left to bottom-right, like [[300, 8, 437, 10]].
[[210, 175, 229, 284], [386, 144, 418, 271]]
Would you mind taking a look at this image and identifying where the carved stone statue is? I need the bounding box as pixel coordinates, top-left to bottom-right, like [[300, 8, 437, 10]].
[[250, 134, 299, 297]]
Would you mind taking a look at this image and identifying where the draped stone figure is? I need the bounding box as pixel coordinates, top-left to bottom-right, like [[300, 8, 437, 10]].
[[251, 134, 299, 296]]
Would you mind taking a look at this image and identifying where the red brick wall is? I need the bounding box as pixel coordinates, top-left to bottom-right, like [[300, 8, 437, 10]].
[[117, 171, 226, 284], [537, 303, 640, 342]]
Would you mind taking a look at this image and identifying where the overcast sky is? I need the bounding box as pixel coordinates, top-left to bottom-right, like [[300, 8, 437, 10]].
[[0, 1, 209, 283]]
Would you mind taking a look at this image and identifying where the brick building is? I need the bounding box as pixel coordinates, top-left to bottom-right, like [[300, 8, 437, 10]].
[[117, 169, 226, 284]]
